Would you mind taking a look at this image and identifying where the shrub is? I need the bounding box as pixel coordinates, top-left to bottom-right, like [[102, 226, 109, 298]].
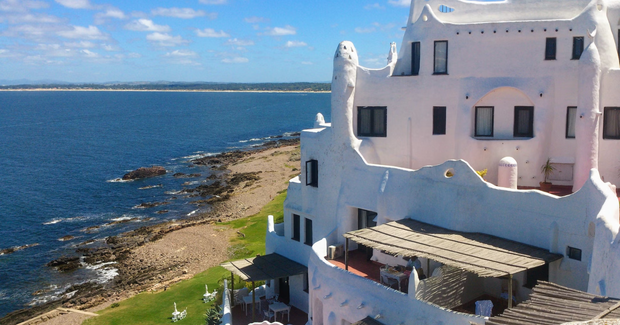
[[205, 304, 222, 325]]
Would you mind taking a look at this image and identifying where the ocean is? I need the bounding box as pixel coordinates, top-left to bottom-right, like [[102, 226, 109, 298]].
[[0, 91, 331, 317]]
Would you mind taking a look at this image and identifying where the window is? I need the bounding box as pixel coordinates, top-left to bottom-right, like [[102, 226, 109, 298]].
[[514, 106, 534, 138], [357, 106, 387, 137], [604, 107, 620, 139], [303, 272, 309, 293], [358, 209, 377, 229], [475, 106, 494, 137], [304, 218, 313, 246], [411, 42, 420, 76], [567, 246, 582, 261], [566, 107, 577, 139], [572, 37, 584, 60], [433, 106, 446, 135], [545, 38, 556, 60], [434, 41, 448, 74], [306, 160, 318, 187], [525, 263, 549, 289], [292, 214, 300, 241]]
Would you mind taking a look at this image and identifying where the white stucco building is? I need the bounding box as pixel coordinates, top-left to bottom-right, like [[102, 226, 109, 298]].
[[262, 0, 620, 324]]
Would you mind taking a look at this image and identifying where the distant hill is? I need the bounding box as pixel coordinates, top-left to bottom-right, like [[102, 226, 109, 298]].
[[0, 81, 331, 92]]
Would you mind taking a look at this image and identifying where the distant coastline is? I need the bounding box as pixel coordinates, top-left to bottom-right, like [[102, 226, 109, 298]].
[[0, 88, 330, 93]]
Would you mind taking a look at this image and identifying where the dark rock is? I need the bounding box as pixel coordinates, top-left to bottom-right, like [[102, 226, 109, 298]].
[[156, 210, 169, 214], [138, 184, 163, 190], [133, 202, 169, 209], [46, 256, 80, 272], [0, 243, 39, 256], [122, 166, 166, 180], [58, 235, 75, 242]]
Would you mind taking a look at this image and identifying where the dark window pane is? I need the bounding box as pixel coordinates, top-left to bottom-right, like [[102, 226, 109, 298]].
[[433, 107, 446, 135], [412, 42, 420, 76], [567, 246, 582, 261], [566, 107, 576, 138], [525, 264, 549, 289], [475, 107, 494, 137], [292, 214, 300, 241], [373, 108, 386, 136], [358, 107, 387, 137], [545, 38, 556, 60], [434, 41, 448, 74], [572, 37, 584, 60], [604, 107, 620, 139], [514, 106, 534, 138], [306, 160, 318, 187], [304, 218, 313, 246], [359, 108, 372, 135]]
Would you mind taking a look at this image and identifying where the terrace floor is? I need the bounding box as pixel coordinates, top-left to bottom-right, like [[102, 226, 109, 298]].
[[231, 303, 308, 325], [328, 250, 410, 293]]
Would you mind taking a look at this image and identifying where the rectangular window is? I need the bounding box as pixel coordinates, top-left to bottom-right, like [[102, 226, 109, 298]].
[[433, 106, 446, 135], [475, 106, 494, 137], [525, 263, 549, 289], [411, 42, 420, 76], [433, 41, 448, 74], [572, 37, 585, 60], [357, 106, 387, 137], [292, 214, 300, 241], [604, 107, 620, 139], [567, 246, 582, 261], [545, 38, 557, 60], [358, 209, 378, 229], [303, 272, 309, 293], [514, 106, 534, 138], [305, 160, 318, 187], [566, 107, 577, 139], [304, 218, 313, 246]]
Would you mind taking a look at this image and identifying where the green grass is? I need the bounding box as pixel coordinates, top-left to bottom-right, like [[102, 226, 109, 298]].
[[84, 190, 288, 325]]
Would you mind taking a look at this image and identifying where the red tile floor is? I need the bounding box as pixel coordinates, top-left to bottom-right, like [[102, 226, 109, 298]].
[[231, 301, 308, 325]]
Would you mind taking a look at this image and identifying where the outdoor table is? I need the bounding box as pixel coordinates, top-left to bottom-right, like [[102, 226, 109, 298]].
[[380, 268, 408, 292], [243, 295, 261, 315], [269, 301, 291, 322]]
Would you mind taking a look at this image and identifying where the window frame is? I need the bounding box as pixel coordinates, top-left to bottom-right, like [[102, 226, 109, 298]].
[[433, 106, 447, 135], [572, 36, 585, 60], [513, 106, 534, 138], [474, 106, 494, 137], [304, 218, 313, 246], [305, 159, 318, 187], [433, 40, 448, 75], [567, 246, 582, 261], [545, 37, 557, 60], [411, 42, 420, 76], [292, 214, 300, 242], [603, 107, 620, 139], [357, 106, 387, 137], [566, 106, 577, 139]]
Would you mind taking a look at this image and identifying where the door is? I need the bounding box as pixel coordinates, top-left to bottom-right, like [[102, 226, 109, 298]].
[[357, 209, 377, 260], [278, 277, 290, 304]]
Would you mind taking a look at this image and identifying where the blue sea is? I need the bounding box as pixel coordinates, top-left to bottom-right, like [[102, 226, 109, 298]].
[[0, 91, 331, 317]]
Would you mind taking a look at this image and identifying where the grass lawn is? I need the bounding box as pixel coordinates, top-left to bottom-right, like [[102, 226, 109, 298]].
[[84, 191, 287, 325]]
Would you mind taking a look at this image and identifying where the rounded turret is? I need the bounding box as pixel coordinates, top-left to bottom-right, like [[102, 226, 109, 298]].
[[331, 41, 360, 149]]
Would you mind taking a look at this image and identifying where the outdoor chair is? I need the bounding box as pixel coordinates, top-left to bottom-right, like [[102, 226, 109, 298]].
[[234, 287, 249, 307], [263, 307, 275, 321], [475, 300, 493, 317], [279, 305, 291, 322], [380, 274, 399, 290], [203, 284, 217, 303]]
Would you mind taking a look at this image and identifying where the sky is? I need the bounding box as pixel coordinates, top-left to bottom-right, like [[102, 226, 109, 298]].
[[0, 0, 416, 83]]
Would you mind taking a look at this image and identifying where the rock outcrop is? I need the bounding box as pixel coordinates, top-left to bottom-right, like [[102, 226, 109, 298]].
[[122, 166, 166, 180]]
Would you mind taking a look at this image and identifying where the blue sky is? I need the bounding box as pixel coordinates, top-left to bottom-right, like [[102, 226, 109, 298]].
[[0, 0, 414, 83]]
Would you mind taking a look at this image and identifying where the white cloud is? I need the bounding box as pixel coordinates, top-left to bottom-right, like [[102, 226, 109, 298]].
[[0, 13, 62, 24], [225, 38, 254, 46], [81, 49, 99, 57], [199, 0, 227, 4], [285, 40, 307, 48], [301, 61, 313, 65], [2, 24, 51, 40], [355, 27, 375, 33], [0, 0, 48, 12], [55, 0, 94, 9], [195, 28, 229, 38], [244, 16, 267, 23], [388, 0, 410, 7], [125, 19, 170, 32], [264, 25, 296, 36], [152, 7, 211, 19], [222, 57, 248, 63], [94, 7, 126, 24], [165, 49, 198, 57], [127, 52, 141, 58], [146, 32, 188, 46], [64, 41, 96, 48], [364, 3, 385, 10], [57, 25, 108, 40]]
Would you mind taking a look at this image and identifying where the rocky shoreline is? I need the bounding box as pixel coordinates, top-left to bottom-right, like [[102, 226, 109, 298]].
[[0, 137, 300, 325]]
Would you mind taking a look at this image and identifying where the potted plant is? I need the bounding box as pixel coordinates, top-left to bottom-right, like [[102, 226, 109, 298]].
[[540, 158, 555, 192]]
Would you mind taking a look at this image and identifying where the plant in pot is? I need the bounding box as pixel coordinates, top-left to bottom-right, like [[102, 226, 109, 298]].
[[540, 158, 555, 192]]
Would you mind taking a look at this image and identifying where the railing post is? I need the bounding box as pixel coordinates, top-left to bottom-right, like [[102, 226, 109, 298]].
[[345, 238, 349, 271], [508, 274, 513, 309]]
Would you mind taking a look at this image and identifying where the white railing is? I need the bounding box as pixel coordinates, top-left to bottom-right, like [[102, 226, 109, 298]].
[[221, 279, 232, 325]]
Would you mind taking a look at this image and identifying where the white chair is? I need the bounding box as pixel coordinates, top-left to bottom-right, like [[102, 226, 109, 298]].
[[234, 287, 249, 308], [263, 308, 275, 322], [381, 274, 399, 290], [280, 305, 291, 322], [475, 300, 493, 317], [203, 284, 217, 303], [172, 302, 181, 322]]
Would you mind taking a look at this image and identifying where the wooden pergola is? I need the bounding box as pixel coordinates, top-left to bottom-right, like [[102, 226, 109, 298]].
[[221, 253, 306, 321], [343, 219, 563, 308]]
